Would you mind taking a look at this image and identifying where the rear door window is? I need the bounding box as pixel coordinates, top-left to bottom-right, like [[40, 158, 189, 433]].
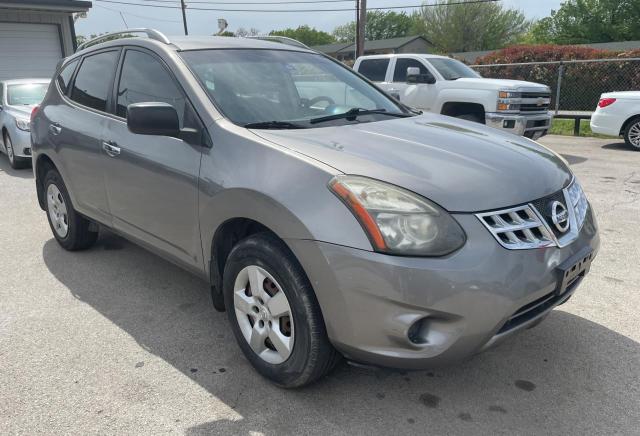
[[70, 50, 119, 112], [357, 59, 389, 82], [393, 58, 432, 82]]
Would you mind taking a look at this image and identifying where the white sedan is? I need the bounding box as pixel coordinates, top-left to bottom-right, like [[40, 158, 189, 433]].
[[590, 91, 640, 150]]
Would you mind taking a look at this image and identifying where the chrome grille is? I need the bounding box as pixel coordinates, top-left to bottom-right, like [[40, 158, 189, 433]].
[[477, 179, 590, 250], [476, 204, 555, 250], [519, 92, 551, 112]]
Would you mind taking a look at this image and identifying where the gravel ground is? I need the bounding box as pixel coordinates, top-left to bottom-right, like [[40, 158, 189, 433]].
[[1, 135, 638, 435]]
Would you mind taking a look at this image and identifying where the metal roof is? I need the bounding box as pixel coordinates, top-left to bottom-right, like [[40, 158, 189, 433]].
[[311, 42, 354, 54], [312, 36, 432, 55], [0, 0, 92, 12]]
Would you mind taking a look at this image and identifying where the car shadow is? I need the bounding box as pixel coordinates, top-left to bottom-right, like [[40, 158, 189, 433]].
[[0, 154, 33, 179], [42, 231, 639, 435], [560, 153, 588, 165], [601, 141, 634, 152]]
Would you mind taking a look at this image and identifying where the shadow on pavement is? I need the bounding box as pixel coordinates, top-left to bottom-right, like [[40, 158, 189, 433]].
[[560, 154, 588, 165], [0, 154, 33, 179], [601, 141, 634, 152], [42, 231, 639, 435]]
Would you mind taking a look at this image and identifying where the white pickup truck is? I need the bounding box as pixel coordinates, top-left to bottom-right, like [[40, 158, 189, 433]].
[[353, 54, 553, 139]]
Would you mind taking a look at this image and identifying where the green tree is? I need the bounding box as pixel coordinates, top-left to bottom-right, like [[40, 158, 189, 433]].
[[235, 27, 260, 37], [523, 0, 640, 44], [412, 0, 529, 52], [332, 11, 415, 42], [269, 25, 335, 46]]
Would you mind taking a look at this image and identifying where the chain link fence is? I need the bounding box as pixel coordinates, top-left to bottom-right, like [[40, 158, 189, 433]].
[[471, 58, 640, 113]]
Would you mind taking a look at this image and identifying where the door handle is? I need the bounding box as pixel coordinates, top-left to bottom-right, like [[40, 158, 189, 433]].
[[102, 141, 121, 157], [48, 123, 62, 136]]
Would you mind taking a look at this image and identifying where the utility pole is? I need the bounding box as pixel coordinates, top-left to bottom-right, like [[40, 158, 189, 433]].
[[356, 0, 366, 58], [180, 0, 189, 35], [354, 0, 359, 60]]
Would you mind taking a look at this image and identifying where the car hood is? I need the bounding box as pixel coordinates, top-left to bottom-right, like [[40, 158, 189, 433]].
[[450, 78, 551, 92], [6, 104, 35, 119], [251, 114, 572, 212]]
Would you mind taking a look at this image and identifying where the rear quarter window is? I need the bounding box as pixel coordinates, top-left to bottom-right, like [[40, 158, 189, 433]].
[[357, 59, 389, 82], [57, 59, 78, 95]]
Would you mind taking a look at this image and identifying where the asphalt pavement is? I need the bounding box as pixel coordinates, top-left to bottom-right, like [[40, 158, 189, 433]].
[[1, 135, 639, 435]]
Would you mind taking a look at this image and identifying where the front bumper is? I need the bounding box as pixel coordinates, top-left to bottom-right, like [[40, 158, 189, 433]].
[[486, 111, 553, 139], [287, 208, 599, 370]]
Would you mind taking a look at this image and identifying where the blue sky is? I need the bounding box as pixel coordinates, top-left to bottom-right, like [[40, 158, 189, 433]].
[[76, 0, 564, 38]]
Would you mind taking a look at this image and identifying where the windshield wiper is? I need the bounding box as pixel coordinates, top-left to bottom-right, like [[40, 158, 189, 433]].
[[243, 120, 307, 129], [309, 107, 412, 124]]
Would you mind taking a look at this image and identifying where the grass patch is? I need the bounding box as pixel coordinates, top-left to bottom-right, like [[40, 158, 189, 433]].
[[550, 119, 618, 139]]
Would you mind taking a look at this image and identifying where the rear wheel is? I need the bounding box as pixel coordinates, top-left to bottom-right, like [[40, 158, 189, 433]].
[[223, 232, 339, 387], [44, 168, 98, 250], [623, 117, 640, 150]]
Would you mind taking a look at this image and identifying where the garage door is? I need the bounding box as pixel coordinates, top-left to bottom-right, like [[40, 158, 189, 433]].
[[0, 22, 63, 81]]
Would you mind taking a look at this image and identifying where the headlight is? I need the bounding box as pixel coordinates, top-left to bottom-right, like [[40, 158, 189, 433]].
[[497, 90, 521, 112], [498, 90, 520, 99], [329, 175, 466, 256], [15, 118, 30, 131], [567, 178, 589, 229]]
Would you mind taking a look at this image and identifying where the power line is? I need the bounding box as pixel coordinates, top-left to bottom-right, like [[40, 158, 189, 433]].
[[95, 3, 181, 22], [93, 0, 500, 13], [133, 0, 355, 3]]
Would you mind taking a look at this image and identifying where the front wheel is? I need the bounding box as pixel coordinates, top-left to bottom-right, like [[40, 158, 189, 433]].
[[4, 133, 28, 169], [223, 233, 339, 388], [43, 168, 98, 250], [623, 117, 640, 150]]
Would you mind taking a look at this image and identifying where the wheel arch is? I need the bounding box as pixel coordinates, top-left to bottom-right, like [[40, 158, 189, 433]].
[[35, 153, 58, 210], [204, 188, 320, 311], [441, 101, 486, 119], [620, 114, 640, 136]]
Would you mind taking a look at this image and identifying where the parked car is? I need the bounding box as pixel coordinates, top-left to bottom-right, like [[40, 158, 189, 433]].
[[590, 91, 640, 150], [31, 30, 599, 388], [0, 79, 50, 169], [353, 54, 553, 139]]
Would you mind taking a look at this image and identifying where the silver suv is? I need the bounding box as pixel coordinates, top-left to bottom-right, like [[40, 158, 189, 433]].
[[31, 30, 599, 387]]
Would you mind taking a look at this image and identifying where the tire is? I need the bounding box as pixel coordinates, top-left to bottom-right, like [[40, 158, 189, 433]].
[[4, 133, 28, 169], [43, 168, 98, 251], [623, 117, 640, 150], [457, 113, 484, 124], [223, 232, 340, 388]]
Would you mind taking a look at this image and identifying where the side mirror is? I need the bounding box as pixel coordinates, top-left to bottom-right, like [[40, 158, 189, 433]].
[[127, 102, 202, 144], [127, 102, 180, 137], [406, 67, 421, 81], [406, 67, 436, 85]]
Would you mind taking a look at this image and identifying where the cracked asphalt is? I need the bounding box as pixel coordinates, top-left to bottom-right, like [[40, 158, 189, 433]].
[[1, 135, 639, 435]]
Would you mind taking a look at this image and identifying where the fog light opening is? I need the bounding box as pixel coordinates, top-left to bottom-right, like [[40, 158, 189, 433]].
[[407, 318, 429, 345], [503, 120, 516, 129]]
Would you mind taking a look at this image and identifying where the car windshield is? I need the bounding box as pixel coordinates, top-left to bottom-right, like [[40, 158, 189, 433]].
[[7, 83, 48, 106], [426, 58, 480, 80], [180, 49, 408, 128]]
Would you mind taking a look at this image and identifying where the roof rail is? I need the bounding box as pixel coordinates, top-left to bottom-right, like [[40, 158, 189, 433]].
[[244, 36, 310, 50], [76, 28, 171, 52]]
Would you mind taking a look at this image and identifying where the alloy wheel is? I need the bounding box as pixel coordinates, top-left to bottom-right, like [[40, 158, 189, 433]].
[[6, 136, 14, 164], [629, 122, 640, 148], [233, 265, 294, 364], [47, 184, 69, 238]]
